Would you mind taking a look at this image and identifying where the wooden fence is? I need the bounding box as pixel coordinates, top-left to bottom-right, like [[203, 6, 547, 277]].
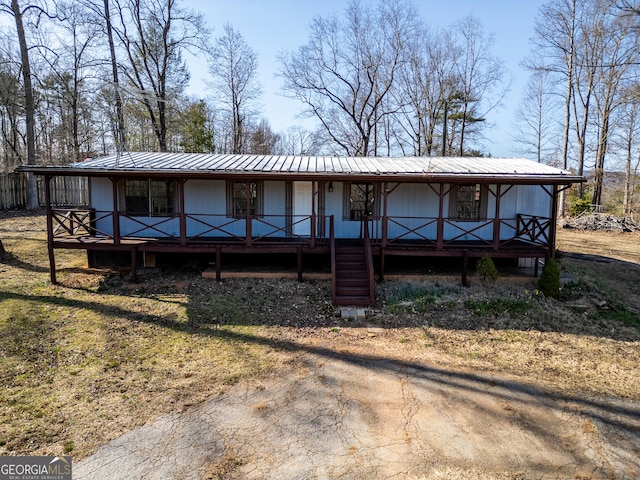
[[0, 173, 26, 210], [0, 172, 89, 210]]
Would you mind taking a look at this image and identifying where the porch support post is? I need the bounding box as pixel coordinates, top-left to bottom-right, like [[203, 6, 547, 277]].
[[493, 184, 502, 251], [130, 246, 138, 283], [215, 246, 221, 281], [310, 182, 316, 248], [549, 185, 559, 259], [44, 174, 57, 285], [380, 182, 389, 282], [111, 177, 120, 245], [462, 250, 469, 286], [179, 180, 187, 246], [245, 181, 252, 247], [297, 246, 303, 282], [437, 184, 444, 250], [382, 182, 388, 248]]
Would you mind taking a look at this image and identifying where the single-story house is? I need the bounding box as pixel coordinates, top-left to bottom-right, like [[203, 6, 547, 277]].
[[20, 152, 584, 305]]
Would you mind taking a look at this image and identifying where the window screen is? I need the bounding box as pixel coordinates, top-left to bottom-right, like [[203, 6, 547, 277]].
[[226, 181, 263, 218], [344, 182, 377, 221], [449, 184, 487, 221], [125, 179, 175, 215]]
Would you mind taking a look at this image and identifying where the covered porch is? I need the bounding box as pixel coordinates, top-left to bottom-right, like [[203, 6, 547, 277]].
[[22, 153, 582, 306]]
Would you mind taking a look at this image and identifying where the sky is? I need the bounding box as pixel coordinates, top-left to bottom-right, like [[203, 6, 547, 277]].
[[186, 0, 548, 158]]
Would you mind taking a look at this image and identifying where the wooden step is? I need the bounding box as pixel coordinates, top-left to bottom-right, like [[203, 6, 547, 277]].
[[334, 295, 373, 306], [333, 242, 373, 306], [336, 278, 368, 286], [335, 257, 366, 264]]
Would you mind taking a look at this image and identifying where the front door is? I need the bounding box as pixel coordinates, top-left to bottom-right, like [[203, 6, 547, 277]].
[[293, 182, 312, 236]]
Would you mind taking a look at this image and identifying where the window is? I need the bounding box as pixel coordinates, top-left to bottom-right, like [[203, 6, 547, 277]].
[[449, 184, 488, 221], [344, 182, 378, 220], [226, 181, 263, 218], [124, 179, 175, 215]]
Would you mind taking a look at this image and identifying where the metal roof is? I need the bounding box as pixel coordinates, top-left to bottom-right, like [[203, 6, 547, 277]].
[[20, 152, 583, 184]]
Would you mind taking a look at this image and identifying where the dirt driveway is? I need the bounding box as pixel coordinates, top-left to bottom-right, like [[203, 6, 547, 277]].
[[75, 335, 640, 480], [74, 228, 640, 480], [2, 213, 639, 479]]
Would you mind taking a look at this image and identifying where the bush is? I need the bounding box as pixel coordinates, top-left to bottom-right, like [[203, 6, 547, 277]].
[[569, 197, 592, 217], [538, 258, 561, 298], [475, 254, 498, 282]]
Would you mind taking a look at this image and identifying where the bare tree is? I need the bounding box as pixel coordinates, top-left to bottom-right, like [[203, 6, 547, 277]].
[[527, 0, 579, 214], [589, 1, 639, 207], [2, 0, 40, 208], [0, 42, 24, 172], [247, 118, 278, 154], [111, 0, 207, 152], [275, 126, 322, 155], [393, 24, 458, 156], [617, 89, 640, 214], [279, 0, 418, 156], [103, 0, 126, 152], [449, 16, 506, 156], [35, 1, 103, 162], [512, 70, 556, 163], [208, 23, 261, 154]]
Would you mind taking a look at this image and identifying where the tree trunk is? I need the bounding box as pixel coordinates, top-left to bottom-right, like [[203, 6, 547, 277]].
[[592, 103, 612, 208], [573, 76, 592, 200], [12, 0, 38, 209], [558, 0, 577, 218], [623, 128, 633, 214], [104, 0, 126, 151]]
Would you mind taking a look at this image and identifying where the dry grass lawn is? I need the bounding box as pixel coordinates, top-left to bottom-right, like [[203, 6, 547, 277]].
[[0, 211, 639, 461]]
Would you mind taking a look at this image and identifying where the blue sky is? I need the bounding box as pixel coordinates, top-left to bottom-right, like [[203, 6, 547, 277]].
[[186, 0, 547, 158]]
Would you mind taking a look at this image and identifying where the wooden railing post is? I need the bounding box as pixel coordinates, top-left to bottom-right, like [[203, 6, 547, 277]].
[[44, 175, 57, 285], [363, 218, 375, 303], [382, 182, 388, 249], [310, 181, 316, 248], [549, 185, 559, 259], [330, 215, 336, 305], [437, 184, 444, 250], [493, 184, 502, 250], [111, 178, 120, 244], [179, 180, 187, 246], [245, 181, 252, 247]]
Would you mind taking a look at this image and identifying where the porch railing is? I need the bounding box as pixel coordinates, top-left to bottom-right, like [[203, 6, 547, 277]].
[[49, 208, 552, 251], [49, 208, 333, 247]]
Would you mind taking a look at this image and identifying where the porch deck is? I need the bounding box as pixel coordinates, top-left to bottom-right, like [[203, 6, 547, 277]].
[[45, 207, 552, 301]]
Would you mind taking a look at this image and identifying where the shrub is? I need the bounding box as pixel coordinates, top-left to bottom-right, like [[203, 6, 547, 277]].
[[475, 254, 498, 282], [538, 258, 561, 298], [569, 197, 591, 217]]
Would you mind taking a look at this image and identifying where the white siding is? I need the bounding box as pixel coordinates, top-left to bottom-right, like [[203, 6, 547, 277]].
[[385, 183, 440, 241], [258, 181, 287, 238], [324, 182, 353, 238], [91, 178, 114, 236], [87, 178, 555, 242], [515, 185, 552, 217], [183, 179, 234, 238]]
